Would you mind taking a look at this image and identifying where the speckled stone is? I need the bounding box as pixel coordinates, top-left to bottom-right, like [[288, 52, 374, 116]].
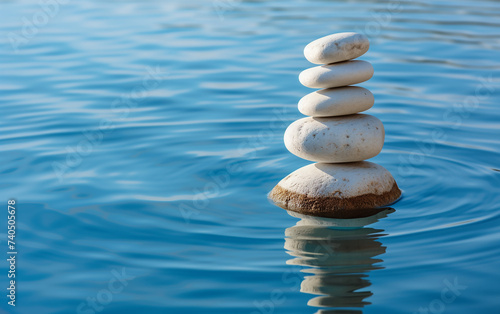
[[284, 114, 384, 163]]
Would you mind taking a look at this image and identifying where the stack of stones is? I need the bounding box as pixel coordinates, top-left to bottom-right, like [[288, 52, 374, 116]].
[[270, 32, 401, 218]]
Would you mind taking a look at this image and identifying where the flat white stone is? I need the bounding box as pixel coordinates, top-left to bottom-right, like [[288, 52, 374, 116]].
[[284, 114, 384, 163], [304, 32, 370, 65], [298, 86, 374, 117], [299, 60, 373, 89], [277, 162, 396, 199]]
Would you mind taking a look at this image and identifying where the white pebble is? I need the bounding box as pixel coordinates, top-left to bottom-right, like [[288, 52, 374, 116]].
[[284, 114, 384, 163], [298, 86, 374, 117], [299, 60, 373, 89], [304, 32, 370, 65]]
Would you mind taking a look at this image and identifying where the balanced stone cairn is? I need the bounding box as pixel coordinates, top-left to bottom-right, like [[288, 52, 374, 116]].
[[270, 32, 401, 218]]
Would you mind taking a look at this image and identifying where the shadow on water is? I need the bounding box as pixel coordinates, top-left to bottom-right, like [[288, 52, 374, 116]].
[[284, 208, 394, 313]]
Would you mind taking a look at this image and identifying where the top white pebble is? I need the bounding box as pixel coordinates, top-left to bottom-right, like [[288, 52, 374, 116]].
[[304, 32, 369, 65]]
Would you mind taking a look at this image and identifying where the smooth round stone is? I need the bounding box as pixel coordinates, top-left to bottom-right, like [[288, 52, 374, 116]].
[[269, 162, 401, 218], [304, 32, 370, 65], [299, 60, 373, 89], [284, 114, 384, 163], [298, 86, 374, 117]]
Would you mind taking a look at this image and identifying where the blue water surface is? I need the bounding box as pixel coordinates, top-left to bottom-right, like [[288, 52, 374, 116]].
[[1, 0, 500, 313]]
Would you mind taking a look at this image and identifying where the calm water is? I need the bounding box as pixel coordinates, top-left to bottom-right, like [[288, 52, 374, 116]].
[[1, 0, 500, 313]]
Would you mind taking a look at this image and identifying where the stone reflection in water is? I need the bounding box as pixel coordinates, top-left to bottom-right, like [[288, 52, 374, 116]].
[[284, 209, 394, 313]]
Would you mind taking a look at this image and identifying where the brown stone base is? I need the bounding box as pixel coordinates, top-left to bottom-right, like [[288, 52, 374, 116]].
[[269, 182, 401, 219]]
